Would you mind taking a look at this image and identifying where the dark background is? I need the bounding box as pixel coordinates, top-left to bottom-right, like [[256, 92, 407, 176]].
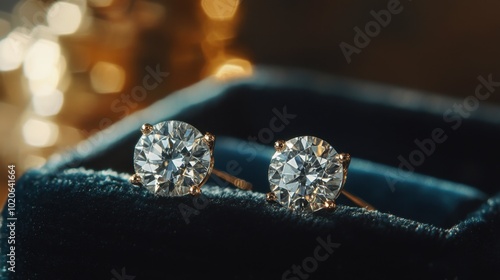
[[234, 0, 500, 103], [0, 0, 491, 103]]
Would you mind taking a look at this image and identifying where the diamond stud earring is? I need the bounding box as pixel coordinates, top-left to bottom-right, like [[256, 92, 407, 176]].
[[130, 120, 252, 196], [266, 136, 375, 212]]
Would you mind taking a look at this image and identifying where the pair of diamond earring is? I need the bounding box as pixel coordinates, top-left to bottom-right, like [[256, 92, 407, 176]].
[[130, 120, 375, 213]]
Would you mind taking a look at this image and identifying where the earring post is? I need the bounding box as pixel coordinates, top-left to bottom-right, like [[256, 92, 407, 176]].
[[211, 169, 253, 191], [341, 190, 376, 211]]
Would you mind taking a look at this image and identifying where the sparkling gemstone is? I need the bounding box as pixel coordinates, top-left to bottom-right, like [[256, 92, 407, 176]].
[[268, 136, 344, 212], [133, 120, 212, 196]]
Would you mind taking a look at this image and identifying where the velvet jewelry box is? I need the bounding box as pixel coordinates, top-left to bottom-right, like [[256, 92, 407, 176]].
[[2, 67, 500, 279]]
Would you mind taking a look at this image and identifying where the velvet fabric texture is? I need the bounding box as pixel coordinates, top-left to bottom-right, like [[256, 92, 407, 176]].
[[2, 67, 500, 279]]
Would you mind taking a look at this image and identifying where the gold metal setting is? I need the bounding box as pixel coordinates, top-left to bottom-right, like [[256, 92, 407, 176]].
[[193, 148, 215, 196], [335, 152, 375, 210], [212, 169, 253, 191], [203, 132, 216, 150], [189, 185, 202, 196], [266, 192, 277, 202], [129, 173, 142, 186], [274, 140, 286, 152], [140, 123, 154, 135], [341, 190, 375, 211], [336, 153, 351, 191], [324, 200, 337, 209]]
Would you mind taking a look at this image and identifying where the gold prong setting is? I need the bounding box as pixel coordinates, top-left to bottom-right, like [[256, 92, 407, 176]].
[[140, 123, 154, 135], [189, 185, 202, 196], [335, 152, 351, 194], [274, 140, 286, 152], [129, 173, 142, 186], [266, 192, 277, 202], [335, 153, 351, 168], [203, 132, 216, 150], [324, 200, 336, 209]]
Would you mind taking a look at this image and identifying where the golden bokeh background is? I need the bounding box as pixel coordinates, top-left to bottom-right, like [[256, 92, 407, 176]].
[[0, 0, 251, 207]]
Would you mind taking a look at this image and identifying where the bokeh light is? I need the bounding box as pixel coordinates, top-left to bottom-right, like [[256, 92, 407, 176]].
[[47, 1, 85, 35], [23, 39, 61, 80], [0, 0, 247, 206], [22, 118, 59, 147], [214, 58, 252, 80], [28, 67, 61, 96], [90, 61, 126, 94], [0, 28, 30, 71], [32, 89, 64, 116], [201, 0, 240, 21]]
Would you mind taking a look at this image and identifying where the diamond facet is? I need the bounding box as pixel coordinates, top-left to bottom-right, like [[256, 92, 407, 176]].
[[133, 120, 213, 196], [268, 136, 344, 212]]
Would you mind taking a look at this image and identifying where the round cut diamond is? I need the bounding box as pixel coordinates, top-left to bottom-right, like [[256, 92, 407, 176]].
[[133, 120, 212, 196], [268, 136, 344, 212]]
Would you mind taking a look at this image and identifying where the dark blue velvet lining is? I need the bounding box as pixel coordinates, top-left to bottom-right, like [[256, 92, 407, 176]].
[[2, 67, 499, 279]]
